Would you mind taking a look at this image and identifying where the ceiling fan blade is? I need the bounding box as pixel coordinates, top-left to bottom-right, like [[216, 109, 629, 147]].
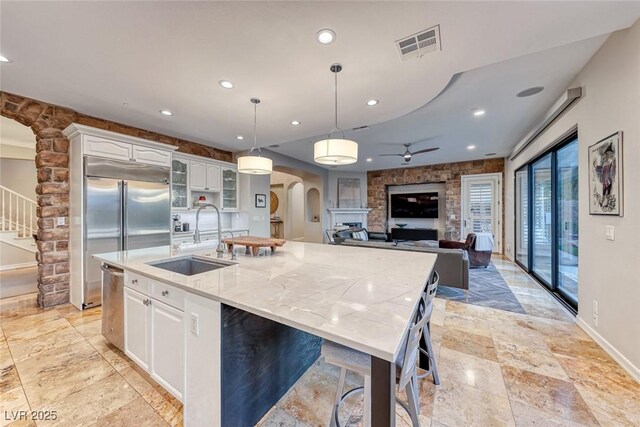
[[411, 147, 440, 155], [378, 153, 403, 157]]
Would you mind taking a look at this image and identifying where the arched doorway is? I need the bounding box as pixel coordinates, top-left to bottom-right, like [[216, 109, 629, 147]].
[[1, 94, 75, 307], [270, 166, 324, 243], [0, 117, 38, 298]]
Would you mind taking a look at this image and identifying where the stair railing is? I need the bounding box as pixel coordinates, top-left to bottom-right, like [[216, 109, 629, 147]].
[[0, 185, 37, 239]]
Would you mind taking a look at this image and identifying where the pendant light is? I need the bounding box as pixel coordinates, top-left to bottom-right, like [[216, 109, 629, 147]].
[[314, 64, 358, 165], [238, 98, 273, 175]]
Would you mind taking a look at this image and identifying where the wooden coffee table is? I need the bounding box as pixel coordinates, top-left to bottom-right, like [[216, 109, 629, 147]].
[[223, 236, 286, 256]]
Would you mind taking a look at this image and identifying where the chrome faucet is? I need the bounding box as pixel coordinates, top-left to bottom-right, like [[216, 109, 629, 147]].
[[194, 202, 225, 258], [221, 230, 237, 261]]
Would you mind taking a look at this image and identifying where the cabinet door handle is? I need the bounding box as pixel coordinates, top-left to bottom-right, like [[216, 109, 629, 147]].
[[162, 290, 169, 296]]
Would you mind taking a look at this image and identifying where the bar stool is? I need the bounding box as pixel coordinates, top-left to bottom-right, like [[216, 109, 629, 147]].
[[321, 271, 439, 427], [417, 271, 440, 385]]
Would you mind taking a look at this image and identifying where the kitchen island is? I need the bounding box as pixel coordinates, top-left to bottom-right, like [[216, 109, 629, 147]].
[[94, 241, 437, 427]]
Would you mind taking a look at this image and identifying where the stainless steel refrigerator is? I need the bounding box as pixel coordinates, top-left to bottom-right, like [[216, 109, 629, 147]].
[[83, 156, 171, 309]]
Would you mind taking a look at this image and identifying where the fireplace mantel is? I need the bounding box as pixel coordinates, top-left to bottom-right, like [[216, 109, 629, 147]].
[[327, 208, 372, 229]]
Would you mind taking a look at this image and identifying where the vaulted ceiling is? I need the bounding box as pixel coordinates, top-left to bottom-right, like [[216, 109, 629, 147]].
[[1, 2, 639, 170]]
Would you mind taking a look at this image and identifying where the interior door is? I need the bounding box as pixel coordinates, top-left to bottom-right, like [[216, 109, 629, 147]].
[[462, 174, 501, 251], [124, 180, 171, 250], [84, 177, 122, 308]]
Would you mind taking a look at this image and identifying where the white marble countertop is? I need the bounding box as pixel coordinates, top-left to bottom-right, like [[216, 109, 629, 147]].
[[94, 241, 437, 362]]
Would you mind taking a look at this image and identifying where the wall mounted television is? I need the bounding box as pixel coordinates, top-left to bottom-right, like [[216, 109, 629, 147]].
[[390, 192, 439, 219]]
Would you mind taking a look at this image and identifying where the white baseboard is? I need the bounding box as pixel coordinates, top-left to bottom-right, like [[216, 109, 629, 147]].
[[576, 315, 640, 383], [0, 261, 37, 272]]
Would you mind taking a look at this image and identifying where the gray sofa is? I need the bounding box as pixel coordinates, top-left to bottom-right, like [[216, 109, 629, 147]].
[[342, 239, 469, 290]]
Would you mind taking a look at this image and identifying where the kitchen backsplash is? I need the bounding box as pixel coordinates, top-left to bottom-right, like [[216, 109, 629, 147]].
[[173, 211, 249, 232]]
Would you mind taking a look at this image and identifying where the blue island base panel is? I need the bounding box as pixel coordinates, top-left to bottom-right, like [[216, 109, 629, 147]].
[[221, 304, 322, 427]]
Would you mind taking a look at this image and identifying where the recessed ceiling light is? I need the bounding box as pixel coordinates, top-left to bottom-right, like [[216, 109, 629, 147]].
[[291, 120, 301, 126], [316, 29, 336, 44], [0, 55, 11, 63], [159, 110, 173, 116], [472, 109, 485, 117], [366, 158, 373, 162], [219, 80, 234, 89], [467, 145, 476, 150], [366, 99, 379, 107], [517, 86, 544, 97], [236, 135, 244, 140]]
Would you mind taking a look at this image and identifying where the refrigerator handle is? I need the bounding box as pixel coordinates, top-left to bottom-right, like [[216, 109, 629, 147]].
[[122, 181, 128, 250], [117, 181, 124, 251]]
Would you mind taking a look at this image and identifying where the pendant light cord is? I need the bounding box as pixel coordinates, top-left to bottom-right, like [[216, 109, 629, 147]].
[[334, 70, 338, 130], [250, 98, 261, 157], [328, 64, 345, 139]]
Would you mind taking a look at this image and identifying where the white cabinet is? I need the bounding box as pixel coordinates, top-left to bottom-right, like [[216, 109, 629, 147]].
[[124, 287, 151, 371], [133, 146, 171, 167], [82, 135, 171, 167], [221, 167, 238, 211], [171, 157, 190, 210], [190, 160, 220, 192], [190, 161, 207, 190], [150, 299, 184, 400], [206, 164, 221, 191], [124, 283, 185, 402], [84, 136, 132, 161]]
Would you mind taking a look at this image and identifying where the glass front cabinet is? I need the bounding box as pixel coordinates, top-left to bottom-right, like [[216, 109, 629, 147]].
[[221, 167, 238, 211], [171, 157, 189, 210]]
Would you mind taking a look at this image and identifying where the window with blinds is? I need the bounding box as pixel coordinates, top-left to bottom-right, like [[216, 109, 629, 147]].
[[468, 183, 493, 233]]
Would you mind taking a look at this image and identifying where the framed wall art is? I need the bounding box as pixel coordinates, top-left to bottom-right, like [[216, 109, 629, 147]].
[[255, 193, 267, 208], [337, 177, 361, 208], [589, 132, 623, 216]]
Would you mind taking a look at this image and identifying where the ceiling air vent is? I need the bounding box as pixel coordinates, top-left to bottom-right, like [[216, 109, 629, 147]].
[[395, 25, 441, 61]]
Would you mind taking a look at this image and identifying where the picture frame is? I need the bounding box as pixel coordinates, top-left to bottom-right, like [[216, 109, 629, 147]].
[[255, 193, 267, 208], [337, 177, 361, 208], [588, 131, 623, 216]]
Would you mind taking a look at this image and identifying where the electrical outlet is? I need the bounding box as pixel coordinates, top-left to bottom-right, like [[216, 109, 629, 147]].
[[57, 217, 65, 226], [506, 244, 512, 253], [605, 225, 615, 241], [593, 300, 599, 327], [190, 313, 199, 336]]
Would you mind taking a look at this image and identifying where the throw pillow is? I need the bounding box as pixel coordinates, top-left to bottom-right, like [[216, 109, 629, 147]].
[[352, 230, 369, 241]]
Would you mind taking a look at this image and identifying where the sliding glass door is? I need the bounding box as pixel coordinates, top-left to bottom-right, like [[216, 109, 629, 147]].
[[532, 155, 553, 285], [515, 169, 529, 267], [556, 141, 579, 305], [514, 135, 579, 310]]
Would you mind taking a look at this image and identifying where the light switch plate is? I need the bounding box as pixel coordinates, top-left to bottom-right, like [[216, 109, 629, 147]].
[[57, 217, 65, 226], [605, 225, 615, 241]]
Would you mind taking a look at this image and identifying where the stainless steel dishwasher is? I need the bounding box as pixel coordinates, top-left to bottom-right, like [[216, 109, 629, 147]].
[[101, 264, 124, 351]]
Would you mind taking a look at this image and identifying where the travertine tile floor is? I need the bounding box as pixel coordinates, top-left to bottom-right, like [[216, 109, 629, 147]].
[[1, 257, 639, 426]]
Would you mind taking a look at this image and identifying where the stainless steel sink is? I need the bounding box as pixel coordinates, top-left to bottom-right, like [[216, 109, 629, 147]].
[[148, 256, 234, 276]]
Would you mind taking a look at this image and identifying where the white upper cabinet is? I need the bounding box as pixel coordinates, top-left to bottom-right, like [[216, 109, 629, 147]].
[[133, 146, 171, 167], [221, 167, 238, 211], [190, 160, 220, 192], [206, 164, 221, 192], [84, 136, 132, 162], [81, 133, 173, 167], [190, 161, 207, 190]]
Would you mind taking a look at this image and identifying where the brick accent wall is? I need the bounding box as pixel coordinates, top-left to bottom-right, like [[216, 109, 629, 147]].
[[367, 158, 505, 242], [0, 92, 232, 307]]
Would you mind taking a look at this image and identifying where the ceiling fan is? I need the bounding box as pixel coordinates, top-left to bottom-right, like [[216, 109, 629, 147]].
[[379, 143, 439, 164]]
